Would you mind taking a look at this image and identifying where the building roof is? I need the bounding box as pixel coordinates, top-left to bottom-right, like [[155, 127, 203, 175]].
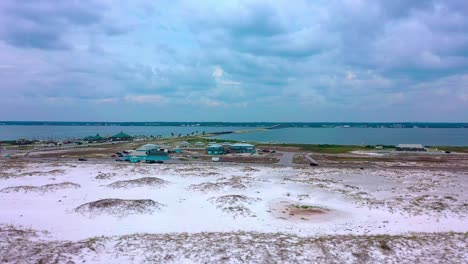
[[397, 144, 424, 148], [85, 133, 103, 140], [136, 144, 159, 151], [112, 131, 132, 139], [231, 143, 255, 147], [207, 144, 223, 148], [129, 151, 147, 157]]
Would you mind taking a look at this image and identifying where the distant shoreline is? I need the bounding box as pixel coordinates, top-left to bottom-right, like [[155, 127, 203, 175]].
[[1, 124, 468, 146], [0, 121, 467, 128]]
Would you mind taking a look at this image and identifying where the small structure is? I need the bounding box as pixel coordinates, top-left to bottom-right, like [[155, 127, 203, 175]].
[[127, 144, 170, 162], [111, 131, 133, 141], [229, 143, 255, 153], [16, 138, 34, 149], [128, 152, 146, 163], [173, 148, 183, 154], [207, 144, 224, 155], [179, 141, 191, 148], [84, 133, 104, 143], [221, 143, 232, 153], [145, 151, 169, 161], [194, 142, 205, 147], [396, 144, 426, 152], [136, 144, 159, 153]]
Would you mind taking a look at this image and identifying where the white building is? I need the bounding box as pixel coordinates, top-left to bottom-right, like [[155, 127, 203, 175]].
[[396, 144, 426, 151]]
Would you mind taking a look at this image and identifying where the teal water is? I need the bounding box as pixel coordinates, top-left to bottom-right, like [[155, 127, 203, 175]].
[[1, 125, 467, 146], [214, 128, 468, 146]]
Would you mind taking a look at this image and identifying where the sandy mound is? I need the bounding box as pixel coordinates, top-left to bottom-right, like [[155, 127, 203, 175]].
[[74, 199, 164, 217], [0, 169, 66, 179], [209, 194, 261, 205], [209, 195, 261, 217], [189, 176, 254, 192], [385, 194, 467, 216], [95, 172, 117, 180], [173, 166, 220, 177], [0, 182, 80, 193], [106, 177, 169, 189], [21, 169, 66, 177], [242, 166, 260, 172]]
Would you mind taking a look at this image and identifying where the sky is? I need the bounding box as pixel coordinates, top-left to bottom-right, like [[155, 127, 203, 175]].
[[0, 0, 467, 122]]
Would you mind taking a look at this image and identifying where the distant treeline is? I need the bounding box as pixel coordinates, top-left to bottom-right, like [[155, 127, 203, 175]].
[[0, 121, 467, 128]]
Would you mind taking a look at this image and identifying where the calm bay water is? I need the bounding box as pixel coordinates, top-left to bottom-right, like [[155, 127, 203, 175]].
[[0, 125, 243, 141], [214, 127, 468, 146], [0, 125, 467, 146]]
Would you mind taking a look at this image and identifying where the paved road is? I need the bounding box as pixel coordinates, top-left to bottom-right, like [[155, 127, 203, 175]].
[[276, 152, 319, 167], [277, 151, 295, 166]]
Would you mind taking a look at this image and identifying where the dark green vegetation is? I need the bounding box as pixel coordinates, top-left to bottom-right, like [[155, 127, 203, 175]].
[[430, 146, 468, 153], [265, 143, 468, 154], [185, 138, 238, 144]]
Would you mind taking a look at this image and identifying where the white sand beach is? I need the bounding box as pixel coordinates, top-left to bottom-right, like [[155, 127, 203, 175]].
[[0, 159, 467, 263]]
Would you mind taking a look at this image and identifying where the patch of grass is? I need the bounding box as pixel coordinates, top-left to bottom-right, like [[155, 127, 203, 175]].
[[323, 156, 375, 162], [432, 146, 468, 153], [106, 177, 168, 188], [378, 239, 392, 251], [186, 138, 237, 144], [292, 204, 325, 210], [87, 237, 99, 251], [262, 144, 382, 154], [292, 154, 308, 164]]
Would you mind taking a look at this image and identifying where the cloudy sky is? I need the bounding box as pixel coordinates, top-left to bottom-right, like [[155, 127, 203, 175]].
[[0, 0, 467, 122]]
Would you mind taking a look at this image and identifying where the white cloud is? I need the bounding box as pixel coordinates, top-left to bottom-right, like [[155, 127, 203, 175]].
[[388, 92, 405, 105], [212, 66, 223, 78], [124, 95, 167, 104], [220, 80, 241, 85], [198, 97, 225, 107], [1, 0, 467, 121], [346, 71, 356, 80], [212, 65, 241, 85], [94, 98, 118, 104], [459, 93, 468, 102]]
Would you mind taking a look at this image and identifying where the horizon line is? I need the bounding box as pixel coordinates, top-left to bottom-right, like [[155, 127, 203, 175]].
[[1, 121, 468, 124]]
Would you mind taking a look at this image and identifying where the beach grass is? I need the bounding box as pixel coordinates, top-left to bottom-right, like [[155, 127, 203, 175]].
[[260, 144, 384, 153], [429, 146, 468, 153]]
